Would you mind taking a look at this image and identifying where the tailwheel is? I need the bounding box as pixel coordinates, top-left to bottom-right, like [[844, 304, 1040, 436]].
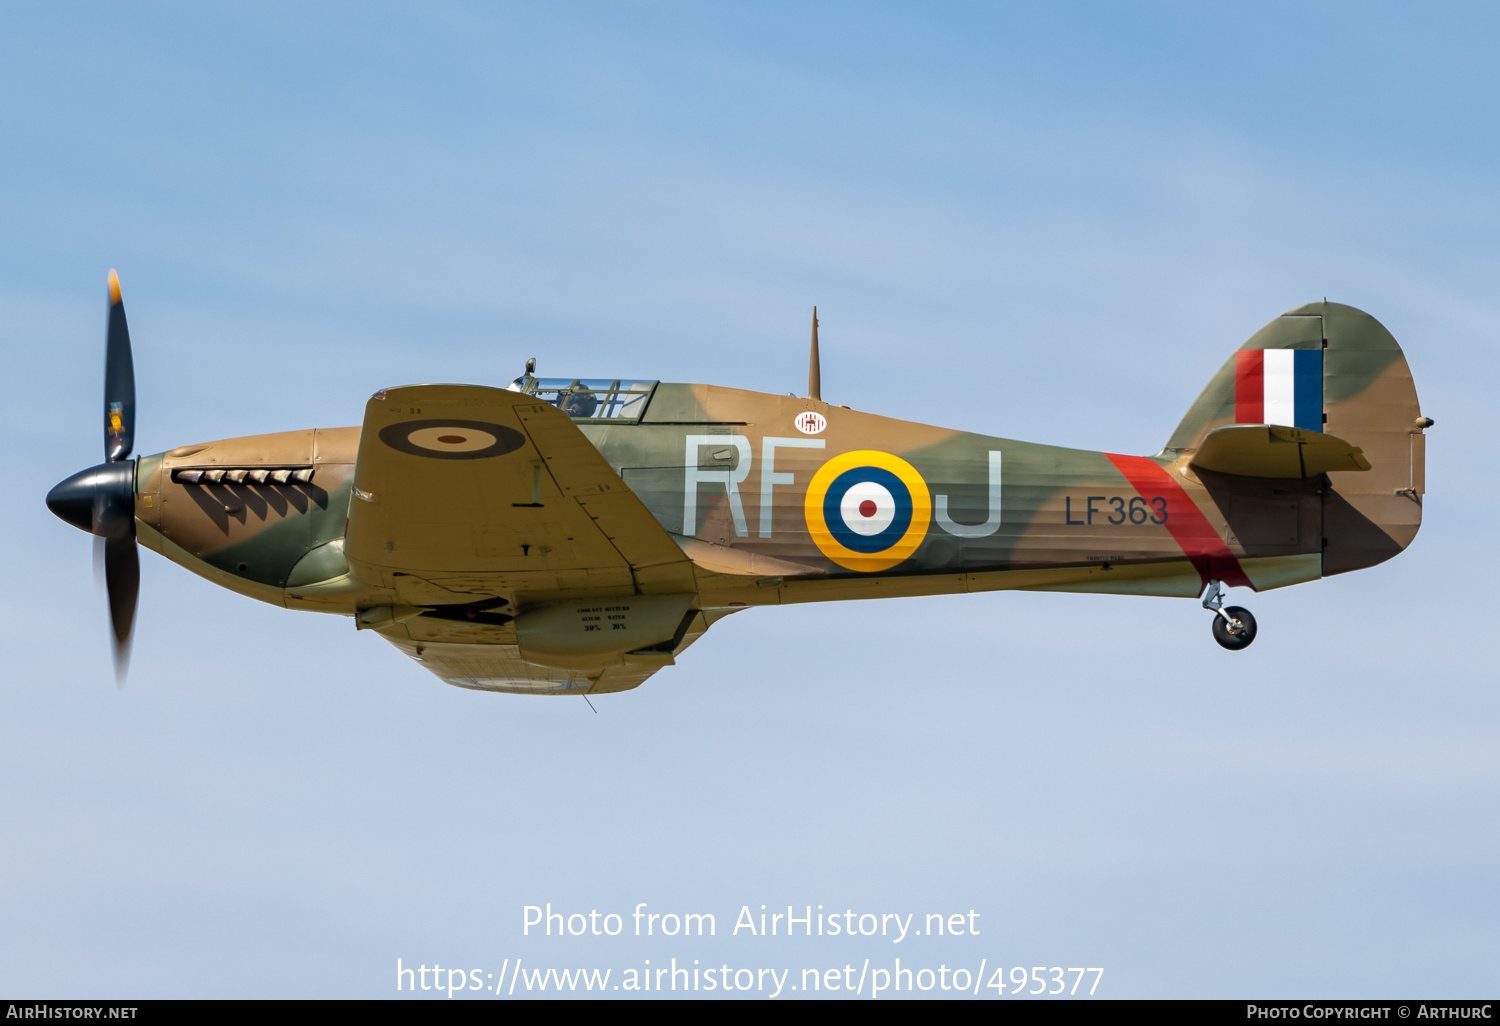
[[1202, 579, 1257, 651], [1211, 606, 1257, 650]]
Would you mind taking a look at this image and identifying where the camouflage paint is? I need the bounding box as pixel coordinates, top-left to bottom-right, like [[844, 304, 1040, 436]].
[[130, 303, 1426, 694]]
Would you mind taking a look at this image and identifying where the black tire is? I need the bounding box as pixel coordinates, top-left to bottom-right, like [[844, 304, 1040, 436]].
[[1211, 606, 1257, 650]]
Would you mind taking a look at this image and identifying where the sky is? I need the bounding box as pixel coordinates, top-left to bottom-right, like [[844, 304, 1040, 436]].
[[1, 1, 1497, 999]]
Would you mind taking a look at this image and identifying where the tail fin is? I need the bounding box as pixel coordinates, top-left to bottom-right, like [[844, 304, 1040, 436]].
[[1163, 302, 1427, 576]]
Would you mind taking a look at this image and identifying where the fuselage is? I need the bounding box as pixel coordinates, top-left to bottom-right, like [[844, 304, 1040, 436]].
[[132, 376, 1412, 619]]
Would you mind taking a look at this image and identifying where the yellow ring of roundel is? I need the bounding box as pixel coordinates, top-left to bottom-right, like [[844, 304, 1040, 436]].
[[804, 450, 932, 572]]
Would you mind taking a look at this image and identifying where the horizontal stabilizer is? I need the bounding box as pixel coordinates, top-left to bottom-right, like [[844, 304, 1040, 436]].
[[1190, 425, 1372, 478]]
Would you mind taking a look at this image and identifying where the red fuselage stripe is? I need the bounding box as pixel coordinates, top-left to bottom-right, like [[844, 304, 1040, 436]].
[[1104, 453, 1251, 590], [1234, 349, 1264, 424]]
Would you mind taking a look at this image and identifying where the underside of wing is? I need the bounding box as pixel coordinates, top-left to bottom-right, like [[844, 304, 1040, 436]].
[[376, 607, 738, 695]]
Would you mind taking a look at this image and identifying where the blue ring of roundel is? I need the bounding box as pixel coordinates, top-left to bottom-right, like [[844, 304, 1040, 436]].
[[822, 466, 913, 554]]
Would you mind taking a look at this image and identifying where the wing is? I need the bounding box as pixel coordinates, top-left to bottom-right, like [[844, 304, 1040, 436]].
[[346, 384, 694, 604], [375, 607, 739, 696], [347, 384, 725, 694]]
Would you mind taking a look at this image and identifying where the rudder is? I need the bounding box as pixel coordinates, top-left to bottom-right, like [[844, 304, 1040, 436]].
[[1162, 302, 1427, 577]]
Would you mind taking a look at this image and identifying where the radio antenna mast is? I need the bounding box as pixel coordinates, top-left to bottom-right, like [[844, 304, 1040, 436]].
[[808, 307, 821, 400]]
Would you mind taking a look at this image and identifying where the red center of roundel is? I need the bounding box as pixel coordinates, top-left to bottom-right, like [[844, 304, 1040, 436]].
[[859, 500, 877, 518]]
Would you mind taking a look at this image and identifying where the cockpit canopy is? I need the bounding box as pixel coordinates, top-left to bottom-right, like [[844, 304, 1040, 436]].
[[506, 376, 658, 422]]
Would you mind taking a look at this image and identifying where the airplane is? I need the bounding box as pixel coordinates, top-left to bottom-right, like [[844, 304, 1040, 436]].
[[46, 272, 1430, 694]]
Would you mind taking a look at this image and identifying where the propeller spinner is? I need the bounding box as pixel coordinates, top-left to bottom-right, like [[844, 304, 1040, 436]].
[[45, 270, 141, 681]]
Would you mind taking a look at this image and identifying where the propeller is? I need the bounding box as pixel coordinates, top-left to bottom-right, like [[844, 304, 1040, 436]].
[[46, 270, 141, 682]]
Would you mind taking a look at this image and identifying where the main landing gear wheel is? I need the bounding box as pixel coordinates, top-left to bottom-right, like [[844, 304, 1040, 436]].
[[1201, 579, 1257, 651], [1211, 606, 1257, 650]]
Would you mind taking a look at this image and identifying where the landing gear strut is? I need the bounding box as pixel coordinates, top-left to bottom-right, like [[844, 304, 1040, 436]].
[[1203, 579, 1257, 651]]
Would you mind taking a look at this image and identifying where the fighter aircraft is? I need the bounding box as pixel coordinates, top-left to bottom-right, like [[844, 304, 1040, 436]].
[[47, 272, 1429, 693]]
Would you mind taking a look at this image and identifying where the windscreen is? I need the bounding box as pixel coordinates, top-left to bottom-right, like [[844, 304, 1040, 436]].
[[506, 376, 658, 422]]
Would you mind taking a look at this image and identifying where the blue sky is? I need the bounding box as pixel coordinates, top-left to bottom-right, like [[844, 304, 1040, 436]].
[[2, 2, 1496, 998]]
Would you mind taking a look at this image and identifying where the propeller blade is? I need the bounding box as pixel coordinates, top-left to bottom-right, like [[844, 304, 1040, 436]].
[[46, 270, 145, 682], [104, 269, 135, 463], [104, 533, 139, 683]]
